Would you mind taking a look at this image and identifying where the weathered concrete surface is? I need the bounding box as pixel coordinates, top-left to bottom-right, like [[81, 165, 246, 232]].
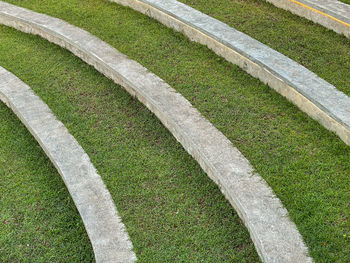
[[0, 66, 136, 263], [0, 2, 313, 262], [108, 0, 350, 147], [265, 0, 350, 38]]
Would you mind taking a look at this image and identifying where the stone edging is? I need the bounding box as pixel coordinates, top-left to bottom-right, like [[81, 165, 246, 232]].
[[265, 0, 350, 38], [0, 66, 137, 263], [0, 2, 313, 262], [109, 0, 350, 146]]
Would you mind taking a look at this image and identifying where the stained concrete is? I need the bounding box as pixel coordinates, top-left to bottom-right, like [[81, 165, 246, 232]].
[[265, 0, 350, 37], [0, 2, 313, 262], [109, 0, 350, 147], [0, 66, 137, 263]]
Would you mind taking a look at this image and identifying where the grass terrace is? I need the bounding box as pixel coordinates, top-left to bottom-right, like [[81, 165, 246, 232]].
[[0, 105, 94, 262], [180, 0, 350, 95], [0, 25, 259, 262], [1, 0, 350, 262]]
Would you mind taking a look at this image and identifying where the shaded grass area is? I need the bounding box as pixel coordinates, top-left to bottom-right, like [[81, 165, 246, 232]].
[[0, 26, 260, 262], [0, 0, 350, 262], [0, 105, 94, 261], [179, 0, 350, 96], [340, 0, 350, 5]]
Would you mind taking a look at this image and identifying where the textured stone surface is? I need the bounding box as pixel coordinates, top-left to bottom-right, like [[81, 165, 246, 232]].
[[109, 0, 350, 147], [0, 66, 136, 263], [265, 0, 350, 37], [0, 2, 313, 262]]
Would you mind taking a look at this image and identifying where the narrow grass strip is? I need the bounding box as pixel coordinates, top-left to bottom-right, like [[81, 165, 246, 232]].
[[0, 67, 136, 263], [0, 3, 311, 262]]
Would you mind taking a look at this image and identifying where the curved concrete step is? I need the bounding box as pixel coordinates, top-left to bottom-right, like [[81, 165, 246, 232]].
[[108, 0, 350, 146], [0, 66, 137, 263], [265, 0, 350, 38], [0, 2, 313, 262]]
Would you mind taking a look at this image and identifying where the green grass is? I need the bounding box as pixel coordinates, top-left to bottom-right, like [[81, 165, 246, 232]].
[[0, 0, 350, 262], [0, 25, 260, 262], [0, 102, 94, 261], [180, 0, 350, 96], [339, 0, 350, 5]]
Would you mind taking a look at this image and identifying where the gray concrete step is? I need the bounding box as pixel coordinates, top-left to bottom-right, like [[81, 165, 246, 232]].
[[110, 0, 350, 146], [0, 66, 137, 263], [265, 0, 350, 37]]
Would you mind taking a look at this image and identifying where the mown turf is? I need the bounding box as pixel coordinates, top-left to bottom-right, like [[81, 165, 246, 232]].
[[0, 25, 260, 262], [1, 0, 350, 262], [180, 0, 350, 96], [0, 104, 94, 262]]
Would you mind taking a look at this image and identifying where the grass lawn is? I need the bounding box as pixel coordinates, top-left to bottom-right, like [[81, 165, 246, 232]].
[[0, 25, 260, 262], [180, 0, 350, 96], [0, 107, 94, 262], [1, 0, 350, 262]]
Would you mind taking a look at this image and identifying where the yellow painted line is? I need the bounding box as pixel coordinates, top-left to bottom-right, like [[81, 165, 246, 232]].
[[289, 0, 350, 27]]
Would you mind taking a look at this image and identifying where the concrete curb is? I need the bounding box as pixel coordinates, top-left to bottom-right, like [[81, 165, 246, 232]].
[[0, 2, 313, 262], [265, 0, 350, 38], [0, 66, 137, 263], [108, 0, 350, 146]]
